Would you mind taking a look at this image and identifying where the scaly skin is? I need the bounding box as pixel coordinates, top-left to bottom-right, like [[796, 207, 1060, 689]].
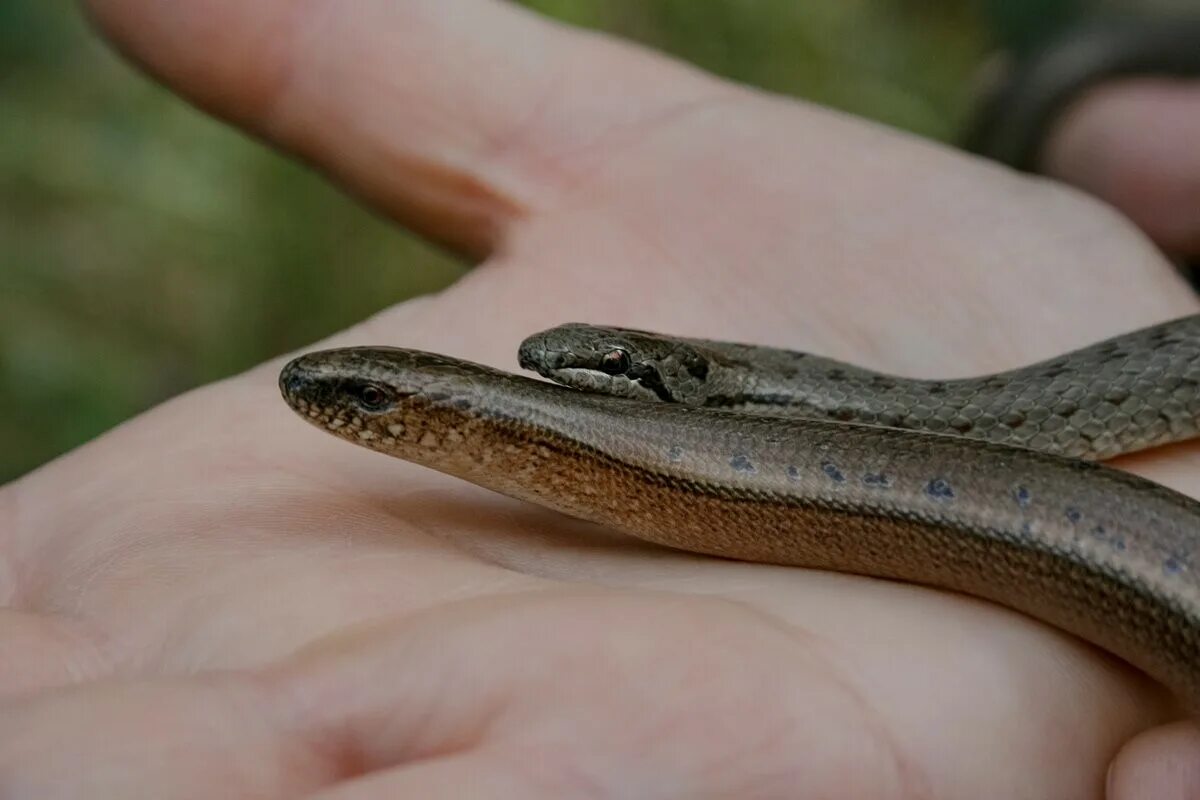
[[280, 337, 1200, 707], [518, 317, 1200, 460]]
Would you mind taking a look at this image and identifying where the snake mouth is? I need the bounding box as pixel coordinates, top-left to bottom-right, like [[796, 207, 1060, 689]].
[[541, 367, 656, 401]]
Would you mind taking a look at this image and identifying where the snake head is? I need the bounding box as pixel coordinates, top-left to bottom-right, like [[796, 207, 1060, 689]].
[[279, 347, 509, 452], [518, 323, 717, 403]]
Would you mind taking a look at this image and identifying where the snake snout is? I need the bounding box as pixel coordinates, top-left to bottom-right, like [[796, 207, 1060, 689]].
[[279, 358, 312, 402], [518, 343, 567, 375], [279, 355, 334, 409], [516, 342, 539, 372]]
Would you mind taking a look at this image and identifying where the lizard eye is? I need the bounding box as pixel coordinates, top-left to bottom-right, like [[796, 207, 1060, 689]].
[[598, 348, 631, 375], [355, 383, 389, 410]]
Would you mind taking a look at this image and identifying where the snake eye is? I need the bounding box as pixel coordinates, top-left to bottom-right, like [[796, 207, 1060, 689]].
[[355, 383, 389, 410], [598, 348, 631, 375]]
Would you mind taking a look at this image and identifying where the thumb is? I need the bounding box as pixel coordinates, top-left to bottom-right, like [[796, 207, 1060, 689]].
[[80, 0, 723, 256], [1107, 721, 1200, 800]]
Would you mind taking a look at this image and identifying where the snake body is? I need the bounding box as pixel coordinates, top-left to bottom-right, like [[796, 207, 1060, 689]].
[[279, 316, 1200, 705], [518, 319, 1200, 461]]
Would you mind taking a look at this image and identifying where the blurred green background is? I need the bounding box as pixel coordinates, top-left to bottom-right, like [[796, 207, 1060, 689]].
[[1, 1, 1028, 482]]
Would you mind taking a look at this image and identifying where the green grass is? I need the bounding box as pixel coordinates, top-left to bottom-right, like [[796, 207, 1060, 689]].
[[0, 1, 990, 482]]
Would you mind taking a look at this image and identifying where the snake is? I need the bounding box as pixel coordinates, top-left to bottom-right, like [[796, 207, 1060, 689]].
[[279, 315, 1200, 705]]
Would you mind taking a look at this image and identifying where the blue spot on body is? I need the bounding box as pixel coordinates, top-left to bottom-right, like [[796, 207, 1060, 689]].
[[1065, 507, 1082, 524], [1013, 486, 1032, 508], [1090, 525, 1106, 540], [667, 446, 684, 463], [925, 478, 955, 501], [1164, 557, 1185, 575], [1112, 537, 1127, 551], [729, 454, 756, 473], [786, 465, 801, 481], [862, 472, 891, 488], [1020, 522, 1034, 536], [820, 461, 846, 483]]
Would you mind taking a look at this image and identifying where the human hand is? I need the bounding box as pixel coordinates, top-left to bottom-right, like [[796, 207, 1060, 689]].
[[4, 1, 1199, 797]]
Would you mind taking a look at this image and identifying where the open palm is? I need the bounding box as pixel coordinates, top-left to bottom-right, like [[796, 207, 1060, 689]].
[[3, 2, 1199, 797]]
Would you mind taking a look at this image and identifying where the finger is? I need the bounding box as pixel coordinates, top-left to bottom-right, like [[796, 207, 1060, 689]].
[[80, 0, 723, 256], [1043, 78, 1200, 256], [1107, 721, 1200, 800]]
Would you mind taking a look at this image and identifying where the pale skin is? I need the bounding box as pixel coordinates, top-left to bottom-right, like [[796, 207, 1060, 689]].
[[3, 1, 1200, 797]]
